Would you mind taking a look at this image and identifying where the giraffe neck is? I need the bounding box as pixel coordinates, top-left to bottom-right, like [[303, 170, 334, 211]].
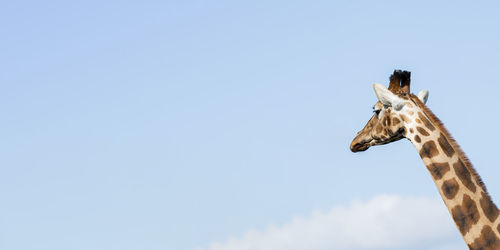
[[405, 96, 500, 249]]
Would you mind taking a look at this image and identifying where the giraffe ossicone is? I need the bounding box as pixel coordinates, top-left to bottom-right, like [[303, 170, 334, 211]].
[[372, 83, 406, 110], [350, 70, 500, 250]]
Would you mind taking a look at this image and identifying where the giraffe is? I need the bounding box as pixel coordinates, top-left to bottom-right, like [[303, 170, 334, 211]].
[[350, 70, 500, 249]]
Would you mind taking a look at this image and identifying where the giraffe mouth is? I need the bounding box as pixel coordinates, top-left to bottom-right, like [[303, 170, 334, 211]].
[[350, 138, 373, 152], [351, 128, 405, 153]]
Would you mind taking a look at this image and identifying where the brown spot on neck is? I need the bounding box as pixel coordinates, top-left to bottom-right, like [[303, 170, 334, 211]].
[[418, 112, 436, 131], [468, 225, 500, 250], [438, 133, 455, 157], [453, 159, 477, 193], [414, 134, 421, 143], [416, 126, 430, 136], [451, 194, 480, 235], [419, 141, 439, 159], [441, 178, 459, 199], [480, 192, 500, 223], [427, 162, 450, 180]]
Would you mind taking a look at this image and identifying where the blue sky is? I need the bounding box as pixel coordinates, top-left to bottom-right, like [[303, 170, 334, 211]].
[[2, 1, 500, 249]]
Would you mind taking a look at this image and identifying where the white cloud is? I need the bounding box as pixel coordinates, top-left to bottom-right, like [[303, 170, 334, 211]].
[[196, 194, 465, 250]]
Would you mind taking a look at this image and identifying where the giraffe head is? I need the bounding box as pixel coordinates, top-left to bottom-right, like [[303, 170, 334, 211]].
[[350, 70, 429, 152]]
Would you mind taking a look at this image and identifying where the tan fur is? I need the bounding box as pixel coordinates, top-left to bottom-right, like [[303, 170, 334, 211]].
[[409, 95, 488, 192]]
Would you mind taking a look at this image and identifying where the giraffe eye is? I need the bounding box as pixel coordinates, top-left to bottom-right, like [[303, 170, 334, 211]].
[[373, 109, 381, 116]]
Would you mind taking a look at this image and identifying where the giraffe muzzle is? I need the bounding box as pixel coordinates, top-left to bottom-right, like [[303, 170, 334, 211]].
[[350, 137, 372, 152]]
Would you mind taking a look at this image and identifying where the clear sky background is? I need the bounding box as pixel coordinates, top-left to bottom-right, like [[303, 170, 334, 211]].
[[2, 1, 500, 250]]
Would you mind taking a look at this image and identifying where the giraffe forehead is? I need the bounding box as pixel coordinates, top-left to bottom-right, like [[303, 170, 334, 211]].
[[373, 98, 418, 115]]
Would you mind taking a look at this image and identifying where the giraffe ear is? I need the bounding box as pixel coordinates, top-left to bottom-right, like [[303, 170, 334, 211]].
[[417, 90, 429, 104], [373, 83, 405, 110]]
